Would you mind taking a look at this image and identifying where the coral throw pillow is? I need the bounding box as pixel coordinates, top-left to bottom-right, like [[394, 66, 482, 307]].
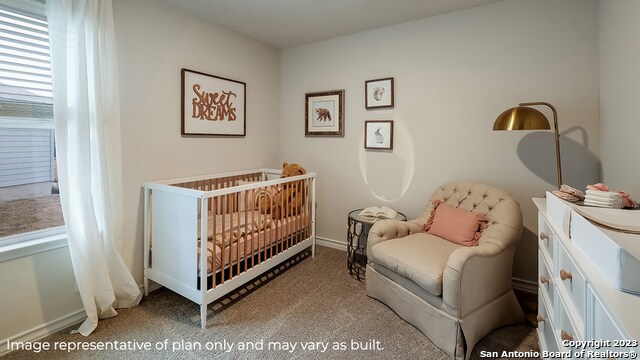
[[423, 200, 487, 246]]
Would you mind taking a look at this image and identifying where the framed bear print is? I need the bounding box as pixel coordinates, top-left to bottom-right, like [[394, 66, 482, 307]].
[[365, 77, 394, 109], [364, 120, 393, 150], [305, 90, 345, 136]]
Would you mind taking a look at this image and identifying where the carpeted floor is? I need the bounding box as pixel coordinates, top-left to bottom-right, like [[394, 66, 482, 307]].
[[4, 246, 539, 359]]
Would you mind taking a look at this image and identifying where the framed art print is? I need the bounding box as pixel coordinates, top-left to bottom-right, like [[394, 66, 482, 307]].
[[305, 90, 345, 136], [364, 120, 394, 150], [365, 77, 394, 109], [181, 68, 246, 136]]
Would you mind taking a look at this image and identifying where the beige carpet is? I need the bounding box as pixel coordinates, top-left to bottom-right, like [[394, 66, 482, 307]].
[[4, 246, 538, 359]]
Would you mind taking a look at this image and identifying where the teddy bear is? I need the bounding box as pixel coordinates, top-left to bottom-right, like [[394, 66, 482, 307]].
[[256, 162, 307, 219]]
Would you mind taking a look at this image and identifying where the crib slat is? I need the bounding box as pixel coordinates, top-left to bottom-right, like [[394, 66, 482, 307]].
[[287, 182, 291, 252], [208, 179, 213, 212], [227, 192, 233, 282], [304, 179, 313, 239], [221, 193, 228, 284], [236, 191, 241, 275], [289, 181, 293, 248], [212, 194, 217, 289], [249, 188, 255, 270], [292, 181, 296, 249], [280, 184, 285, 255], [287, 182, 292, 250], [304, 180, 308, 242], [263, 185, 268, 262], [268, 185, 274, 260], [303, 179, 307, 241], [300, 180, 304, 243], [304, 179, 308, 242], [304, 179, 312, 239], [297, 181, 301, 246], [298, 186, 301, 246], [257, 187, 262, 266], [258, 188, 262, 264]]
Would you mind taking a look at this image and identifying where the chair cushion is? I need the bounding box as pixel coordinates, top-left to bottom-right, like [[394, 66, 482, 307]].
[[370, 233, 461, 296]]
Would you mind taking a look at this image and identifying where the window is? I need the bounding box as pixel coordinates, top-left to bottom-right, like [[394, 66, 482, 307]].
[[0, 0, 64, 242]]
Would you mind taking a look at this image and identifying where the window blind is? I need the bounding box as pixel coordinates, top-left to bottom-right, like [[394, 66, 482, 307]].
[[0, 0, 52, 119]]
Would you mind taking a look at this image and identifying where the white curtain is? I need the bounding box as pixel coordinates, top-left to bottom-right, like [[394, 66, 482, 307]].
[[48, 0, 141, 336]]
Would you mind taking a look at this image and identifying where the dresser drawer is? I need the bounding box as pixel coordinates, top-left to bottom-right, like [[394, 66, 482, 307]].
[[538, 213, 556, 262], [556, 242, 585, 330], [537, 291, 559, 353], [538, 250, 555, 318], [556, 297, 581, 352]]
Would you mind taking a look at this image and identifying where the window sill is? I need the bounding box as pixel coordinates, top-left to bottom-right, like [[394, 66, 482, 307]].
[[0, 227, 68, 262]]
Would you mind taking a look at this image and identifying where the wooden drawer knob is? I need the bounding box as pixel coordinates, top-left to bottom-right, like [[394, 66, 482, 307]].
[[540, 275, 549, 284], [560, 330, 573, 341], [540, 232, 549, 240], [536, 314, 545, 323], [560, 269, 573, 281]]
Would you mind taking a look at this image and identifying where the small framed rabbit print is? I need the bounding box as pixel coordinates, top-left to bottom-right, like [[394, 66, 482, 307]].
[[364, 120, 393, 150]]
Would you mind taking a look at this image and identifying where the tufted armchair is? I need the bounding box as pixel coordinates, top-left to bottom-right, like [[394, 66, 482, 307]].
[[366, 182, 524, 360]]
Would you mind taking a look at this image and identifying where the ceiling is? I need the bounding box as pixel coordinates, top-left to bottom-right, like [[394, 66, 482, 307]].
[[161, 0, 504, 49]]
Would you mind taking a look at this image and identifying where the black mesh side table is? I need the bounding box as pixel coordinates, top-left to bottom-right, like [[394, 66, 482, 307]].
[[347, 209, 406, 281]]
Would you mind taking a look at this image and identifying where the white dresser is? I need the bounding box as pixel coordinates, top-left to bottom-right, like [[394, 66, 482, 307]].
[[534, 195, 640, 359]]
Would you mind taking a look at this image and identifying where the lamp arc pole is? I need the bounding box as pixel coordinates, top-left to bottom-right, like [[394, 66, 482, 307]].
[[519, 102, 562, 188]]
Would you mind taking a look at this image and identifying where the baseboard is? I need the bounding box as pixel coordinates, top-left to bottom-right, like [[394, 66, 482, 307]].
[[512, 277, 538, 294], [315, 236, 347, 251], [0, 309, 86, 355], [139, 280, 163, 294], [0, 281, 166, 357]]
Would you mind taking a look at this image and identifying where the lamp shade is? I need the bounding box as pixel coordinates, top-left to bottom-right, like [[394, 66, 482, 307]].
[[493, 106, 551, 131]]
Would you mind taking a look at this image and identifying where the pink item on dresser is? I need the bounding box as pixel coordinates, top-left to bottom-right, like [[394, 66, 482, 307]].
[[559, 184, 585, 200], [553, 190, 579, 202], [587, 183, 610, 192], [583, 183, 636, 208], [616, 191, 637, 208]]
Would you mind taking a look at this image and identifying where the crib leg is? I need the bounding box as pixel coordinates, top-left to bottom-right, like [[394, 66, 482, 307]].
[[201, 303, 207, 329], [143, 276, 149, 297]]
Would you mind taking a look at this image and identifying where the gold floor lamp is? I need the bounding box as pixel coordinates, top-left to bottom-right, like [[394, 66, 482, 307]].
[[493, 102, 562, 188]]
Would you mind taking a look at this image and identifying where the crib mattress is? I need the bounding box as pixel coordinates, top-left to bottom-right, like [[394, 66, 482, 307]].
[[197, 210, 311, 273], [199, 210, 273, 247]]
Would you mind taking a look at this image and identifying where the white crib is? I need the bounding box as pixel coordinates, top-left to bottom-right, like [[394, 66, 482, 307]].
[[143, 168, 316, 329]]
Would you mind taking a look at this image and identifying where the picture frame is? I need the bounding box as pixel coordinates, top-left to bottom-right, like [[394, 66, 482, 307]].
[[305, 89, 345, 136], [365, 77, 394, 109], [364, 120, 394, 150], [181, 68, 246, 136]]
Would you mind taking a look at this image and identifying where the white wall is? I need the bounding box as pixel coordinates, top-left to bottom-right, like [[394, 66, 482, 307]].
[[599, 0, 640, 197], [0, 246, 84, 352], [113, 0, 280, 284], [279, 0, 600, 282]]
